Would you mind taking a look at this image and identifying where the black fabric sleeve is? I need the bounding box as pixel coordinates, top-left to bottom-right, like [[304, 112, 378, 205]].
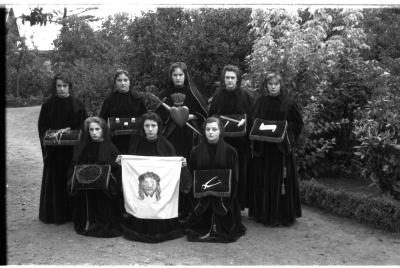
[[288, 101, 303, 144], [99, 97, 110, 120], [38, 102, 50, 159]]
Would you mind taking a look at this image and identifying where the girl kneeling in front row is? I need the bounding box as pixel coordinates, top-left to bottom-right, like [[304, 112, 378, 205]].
[[186, 116, 246, 242], [69, 117, 122, 237]]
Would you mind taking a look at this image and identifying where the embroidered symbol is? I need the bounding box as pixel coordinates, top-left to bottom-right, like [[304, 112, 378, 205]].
[[138, 171, 161, 201], [202, 176, 222, 190], [259, 123, 277, 132]]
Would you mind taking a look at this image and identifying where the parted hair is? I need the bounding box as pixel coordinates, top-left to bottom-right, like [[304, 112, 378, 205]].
[[220, 64, 242, 89], [52, 73, 73, 97], [113, 69, 130, 85], [203, 116, 225, 140], [168, 62, 189, 88], [82, 116, 111, 143], [138, 112, 163, 137], [261, 72, 286, 95]]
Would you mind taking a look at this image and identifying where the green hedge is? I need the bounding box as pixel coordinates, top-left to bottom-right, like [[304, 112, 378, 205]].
[[300, 179, 400, 233]]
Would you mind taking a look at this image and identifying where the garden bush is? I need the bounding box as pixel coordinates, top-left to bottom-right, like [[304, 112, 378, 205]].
[[300, 179, 400, 233], [353, 74, 400, 199]]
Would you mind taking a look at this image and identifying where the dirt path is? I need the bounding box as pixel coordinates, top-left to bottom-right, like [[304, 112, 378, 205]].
[[5, 106, 400, 265]]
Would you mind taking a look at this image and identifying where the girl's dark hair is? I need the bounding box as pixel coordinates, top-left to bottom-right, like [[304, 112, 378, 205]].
[[138, 112, 163, 138], [168, 62, 189, 88], [264, 73, 282, 84], [220, 64, 242, 90], [113, 69, 130, 85], [52, 73, 73, 97], [203, 116, 225, 140], [262, 72, 286, 95]]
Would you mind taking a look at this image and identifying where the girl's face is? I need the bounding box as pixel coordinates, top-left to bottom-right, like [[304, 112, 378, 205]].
[[205, 122, 220, 144], [115, 73, 130, 93], [171, 68, 185, 87], [143, 119, 158, 140], [224, 71, 237, 91], [267, 77, 281, 96], [55, 79, 70, 98], [89, 122, 103, 142]]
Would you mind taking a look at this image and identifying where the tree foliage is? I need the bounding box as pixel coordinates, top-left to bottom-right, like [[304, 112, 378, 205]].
[[124, 8, 254, 98], [246, 8, 377, 178], [47, 8, 253, 114]]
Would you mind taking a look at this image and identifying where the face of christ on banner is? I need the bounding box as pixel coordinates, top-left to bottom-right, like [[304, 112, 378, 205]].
[[138, 171, 161, 201]]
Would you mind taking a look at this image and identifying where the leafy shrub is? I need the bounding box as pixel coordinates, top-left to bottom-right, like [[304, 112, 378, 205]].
[[6, 94, 44, 107], [353, 75, 400, 199], [300, 179, 400, 232]]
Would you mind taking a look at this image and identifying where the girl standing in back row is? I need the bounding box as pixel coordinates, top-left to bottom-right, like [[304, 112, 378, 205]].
[[100, 69, 147, 154], [157, 62, 208, 221], [249, 73, 303, 227], [38, 73, 87, 224]]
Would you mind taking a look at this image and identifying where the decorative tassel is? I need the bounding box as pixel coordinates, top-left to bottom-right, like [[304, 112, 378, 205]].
[[282, 166, 287, 195]]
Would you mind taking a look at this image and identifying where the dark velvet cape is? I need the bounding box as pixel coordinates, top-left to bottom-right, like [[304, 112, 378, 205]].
[[99, 90, 147, 154], [37, 96, 87, 224], [157, 84, 208, 219], [121, 135, 185, 243], [69, 140, 122, 237], [186, 138, 246, 243], [209, 87, 254, 209], [249, 94, 303, 226]]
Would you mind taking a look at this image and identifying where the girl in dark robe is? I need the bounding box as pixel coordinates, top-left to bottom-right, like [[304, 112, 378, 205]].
[[99, 69, 147, 154], [209, 65, 254, 210], [249, 73, 303, 227], [186, 117, 246, 243], [69, 117, 122, 237], [156, 62, 208, 220], [38, 73, 88, 224], [119, 112, 187, 243]]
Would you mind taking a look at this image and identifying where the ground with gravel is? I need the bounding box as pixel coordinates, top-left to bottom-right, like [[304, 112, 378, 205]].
[[5, 106, 400, 265]]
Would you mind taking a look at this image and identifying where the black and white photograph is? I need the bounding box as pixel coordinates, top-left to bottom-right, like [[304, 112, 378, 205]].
[[3, 0, 400, 265]]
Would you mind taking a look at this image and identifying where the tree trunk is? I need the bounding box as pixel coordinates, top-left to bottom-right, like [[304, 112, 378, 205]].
[[16, 67, 20, 98], [15, 52, 25, 98]]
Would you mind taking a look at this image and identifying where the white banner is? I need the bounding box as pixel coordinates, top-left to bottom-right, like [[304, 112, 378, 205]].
[[121, 155, 182, 219]]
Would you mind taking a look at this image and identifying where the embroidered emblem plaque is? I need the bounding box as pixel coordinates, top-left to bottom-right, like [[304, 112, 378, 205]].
[[193, 169, 232, 198], [43, 129, 81, 146], [108, 117, 140, 135], [71, 164, 111, 191], [249, 119, 288, 143], [220, 114, 247, 137]]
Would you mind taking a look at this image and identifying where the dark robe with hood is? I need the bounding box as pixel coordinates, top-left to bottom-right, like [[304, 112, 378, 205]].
[[69, 139, 122, 237], [157, 75, 208, 219], [249, 93, 303, 226], [120, 134, 185, 243], [38, 96, 87, 224], [209, 86, 254, 209], [186, 138, 246, 243], [99, 90, 147, 154]]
